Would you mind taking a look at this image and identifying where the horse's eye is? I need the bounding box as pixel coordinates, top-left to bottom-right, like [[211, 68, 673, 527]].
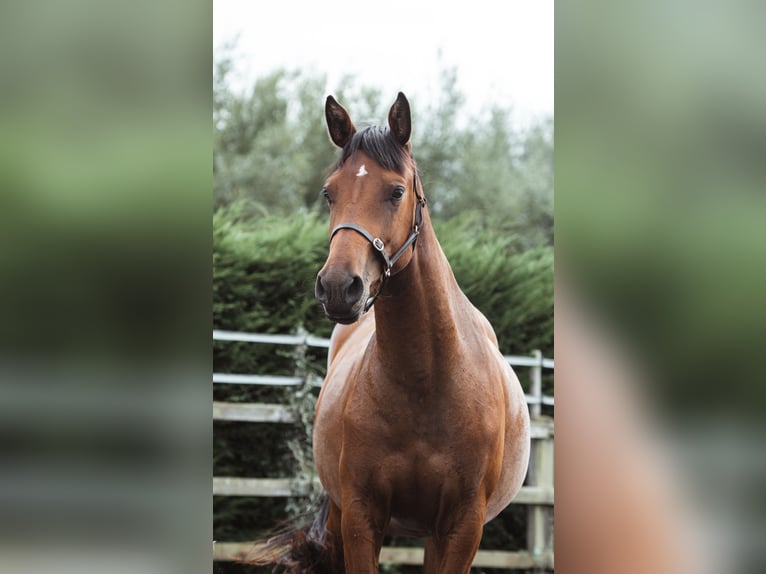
[[390, 187, 405, 202], [322, 189, 333, 205]]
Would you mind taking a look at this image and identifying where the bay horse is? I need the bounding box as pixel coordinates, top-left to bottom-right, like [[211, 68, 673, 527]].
[[252, 93, 530, 573]]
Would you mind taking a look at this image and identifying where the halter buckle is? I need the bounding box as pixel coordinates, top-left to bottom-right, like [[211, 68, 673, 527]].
[[372, 237, 385, 251]]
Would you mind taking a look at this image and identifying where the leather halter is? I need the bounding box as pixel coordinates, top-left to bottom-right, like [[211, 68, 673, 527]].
[[329, 172, 427, 313]]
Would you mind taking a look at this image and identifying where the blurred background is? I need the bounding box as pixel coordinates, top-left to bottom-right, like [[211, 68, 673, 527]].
[[556, 1, 766, 573], [0, 1, 212, 573]]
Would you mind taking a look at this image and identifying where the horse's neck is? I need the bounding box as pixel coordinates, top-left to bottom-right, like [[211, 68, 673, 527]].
[[372, 216, 463, 382]]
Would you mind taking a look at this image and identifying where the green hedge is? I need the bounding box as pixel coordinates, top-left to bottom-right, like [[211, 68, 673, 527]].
[[213, 208, 552, 366]]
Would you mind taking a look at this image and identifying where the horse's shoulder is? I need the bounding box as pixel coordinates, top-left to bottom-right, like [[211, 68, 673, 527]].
[[456, 296, 500, 349]]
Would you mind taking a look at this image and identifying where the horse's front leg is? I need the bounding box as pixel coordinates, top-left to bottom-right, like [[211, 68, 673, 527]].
[[340, 495, 387, 574], [325, 498, 346, 572], [423, 504, 485, 574]]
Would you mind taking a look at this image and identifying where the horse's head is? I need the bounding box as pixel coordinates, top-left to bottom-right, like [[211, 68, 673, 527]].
[[315, 92, 425, 324]]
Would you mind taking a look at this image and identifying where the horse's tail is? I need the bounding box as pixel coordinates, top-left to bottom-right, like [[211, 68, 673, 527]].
[[244, 494, 342, 574]]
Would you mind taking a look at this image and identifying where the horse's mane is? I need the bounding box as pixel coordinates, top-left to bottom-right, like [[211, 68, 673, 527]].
[[333, 125, 412, 174]]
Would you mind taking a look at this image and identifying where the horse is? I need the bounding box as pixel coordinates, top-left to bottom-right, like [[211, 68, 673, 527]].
[[251, 93, 530, 574]]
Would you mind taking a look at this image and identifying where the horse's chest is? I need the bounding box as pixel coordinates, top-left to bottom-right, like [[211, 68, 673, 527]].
[[315, 360, 506, 522], [345, 385, 493, 485]]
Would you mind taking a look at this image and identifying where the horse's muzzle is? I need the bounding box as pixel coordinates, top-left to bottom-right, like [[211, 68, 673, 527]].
[[315, 269, 366, 324]]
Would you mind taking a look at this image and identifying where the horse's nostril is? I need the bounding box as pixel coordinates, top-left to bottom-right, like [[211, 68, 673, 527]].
[[345, 275, 363, 305], [316, 271, 363, 308], [315, 275, 328, 303]]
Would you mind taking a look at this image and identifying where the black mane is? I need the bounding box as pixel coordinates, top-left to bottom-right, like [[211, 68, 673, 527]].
[[333, 125, 412, 174]]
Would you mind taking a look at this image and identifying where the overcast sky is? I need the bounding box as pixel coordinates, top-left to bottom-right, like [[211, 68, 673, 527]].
[[214, 1, 553, 126]]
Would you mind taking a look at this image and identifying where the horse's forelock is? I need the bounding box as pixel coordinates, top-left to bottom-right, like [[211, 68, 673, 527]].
[[334, 125, 412, 174]]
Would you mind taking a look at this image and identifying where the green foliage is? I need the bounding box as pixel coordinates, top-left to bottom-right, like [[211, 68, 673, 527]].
[[213, 204, 329, 544], [213, 202, 330, 341], [413, 69, 554, 247], [214, 61, 337, 213]]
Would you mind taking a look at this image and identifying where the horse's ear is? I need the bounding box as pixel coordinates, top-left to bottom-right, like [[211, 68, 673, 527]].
[[325, 95, 356, 148], [388, 92, 411, 147]]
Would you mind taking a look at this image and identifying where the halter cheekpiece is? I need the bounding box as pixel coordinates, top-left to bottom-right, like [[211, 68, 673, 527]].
[[329, 172, 426, 313]]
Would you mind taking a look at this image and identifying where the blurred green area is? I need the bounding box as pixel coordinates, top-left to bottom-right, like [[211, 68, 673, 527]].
[[556, 0, 766, 419], [0, 0, 211, 365], [0, 2, 212, 573], [557, 2, 766, 573]]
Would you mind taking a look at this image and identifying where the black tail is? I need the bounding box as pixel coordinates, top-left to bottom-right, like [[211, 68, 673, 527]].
[[244, 495, 342, 574]]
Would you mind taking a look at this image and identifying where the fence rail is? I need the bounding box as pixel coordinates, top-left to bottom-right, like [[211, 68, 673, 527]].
[[213, 329, 553, 366], [213, 330, 554, 571], [213, 477, 554, 504], [213, 329, 554, 407], [213, 401, 555, 438], [213, 329, 331, 348], [213, 401, 297, 424]]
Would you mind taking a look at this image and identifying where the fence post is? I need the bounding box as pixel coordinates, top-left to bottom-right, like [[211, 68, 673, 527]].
[[286, 326, 321, 513], [527, 433, 553, 572], [530, 349, 542, 418], [527, 349, 552, 571]]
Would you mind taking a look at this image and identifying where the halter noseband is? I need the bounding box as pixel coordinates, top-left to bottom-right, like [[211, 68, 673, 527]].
[[329, 172, 427, 313]]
